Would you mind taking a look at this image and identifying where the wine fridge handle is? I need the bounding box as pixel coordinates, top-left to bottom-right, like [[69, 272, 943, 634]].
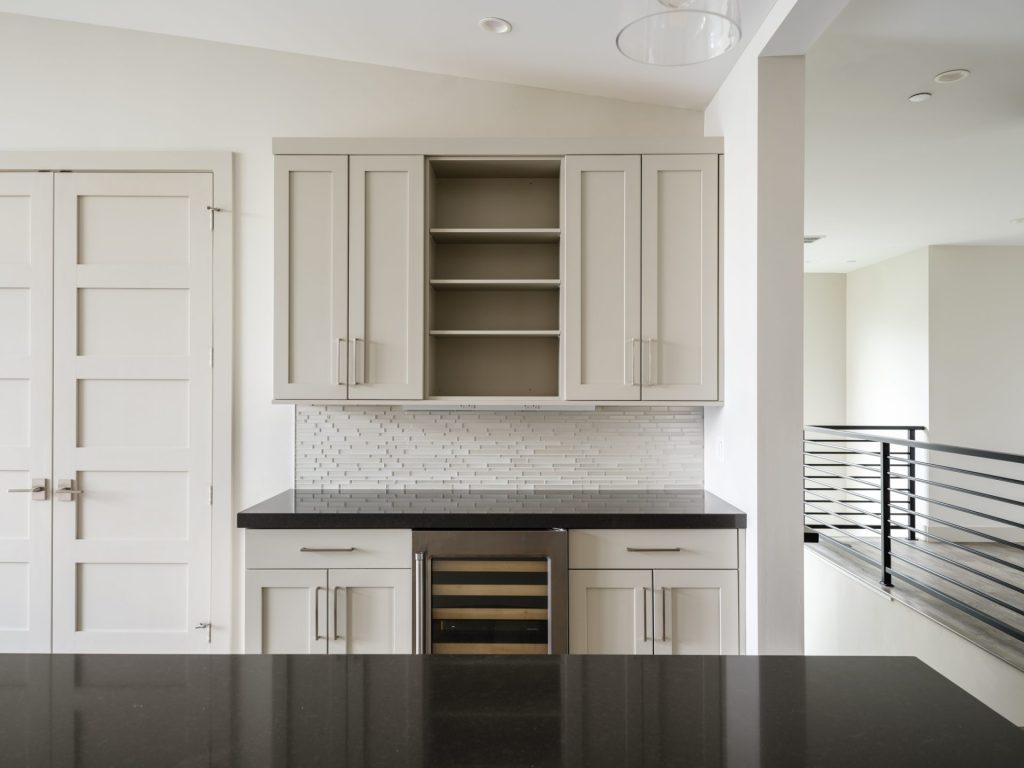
[[414, 551, 425, 655]]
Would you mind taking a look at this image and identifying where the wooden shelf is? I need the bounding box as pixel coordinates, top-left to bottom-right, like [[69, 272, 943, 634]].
[[430, 279, 560, 291], [429, 330, 560, 338], [429, 228, 561, 244]]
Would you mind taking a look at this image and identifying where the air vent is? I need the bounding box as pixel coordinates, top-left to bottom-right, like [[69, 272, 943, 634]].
[[804, 235, 826, 245]]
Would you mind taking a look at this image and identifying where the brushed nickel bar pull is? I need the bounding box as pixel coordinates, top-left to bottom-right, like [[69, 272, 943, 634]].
[[300, 546, 356, 553], [627, 546, 682, 553], [336, 338, 347, 385], [414, 551, 426, 655], [353, 337, 365, 385], [642, 337, 655, 386], [333, 587, 345, 641], [659, 588, 667, 642], [627, 337, 639, 386], [314, 587, 326, 641], [642, 587, 651, 642]]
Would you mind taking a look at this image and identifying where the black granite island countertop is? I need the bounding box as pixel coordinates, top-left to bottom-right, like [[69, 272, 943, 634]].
[[1, 654, 1021, 767], [237, 488, 747, 529]]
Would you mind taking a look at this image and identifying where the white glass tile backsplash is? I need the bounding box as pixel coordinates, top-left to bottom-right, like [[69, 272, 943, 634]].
[[295, 405, 703, 489]]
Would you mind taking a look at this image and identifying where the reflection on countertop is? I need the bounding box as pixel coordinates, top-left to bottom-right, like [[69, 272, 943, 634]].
[[1, 654, 1021, 767]]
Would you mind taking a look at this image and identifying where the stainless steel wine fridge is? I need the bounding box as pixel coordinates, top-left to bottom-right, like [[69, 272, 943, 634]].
[[412, 530, 568, 654]]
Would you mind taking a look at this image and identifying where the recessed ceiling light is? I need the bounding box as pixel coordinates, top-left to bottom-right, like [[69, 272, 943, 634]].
[[479, 17, 512, 34], [934, 69, 970, 84], [846, 260, 857, 264], [908, 92, 932, 103]]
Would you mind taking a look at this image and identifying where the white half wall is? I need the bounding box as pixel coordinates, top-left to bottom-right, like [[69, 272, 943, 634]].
[[806, 548, 1024, 725], [0, 12, 703, 650], [804, 273, 846, 425], [845, 248, 929, 426]]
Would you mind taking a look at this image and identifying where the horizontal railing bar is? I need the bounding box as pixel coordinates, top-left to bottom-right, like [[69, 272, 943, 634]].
[[891, 539, 1024, 598], [887, 552, 1024, 618], [887, 468, 1024, 512], [803, 440, 883, 458], [889, 456, 1024, 489], [805, 476, 882, 507], [804, 489, 887, 522], [883, 501, 1024, 549], [803, 453, 884, 474], [804, 497, 910, 506], [806, 426, 1024, 466], [806, 522, 883, 530], [807, 425, 927, 431], [879, 518, 1024, 575], [808, 498, 1024, 574], [889, 571, 1024, 644], [803, 461, 884, 491], [803, 503, 889, 543], [806, 474, 892, 480], [886, 488, 1024, 532]]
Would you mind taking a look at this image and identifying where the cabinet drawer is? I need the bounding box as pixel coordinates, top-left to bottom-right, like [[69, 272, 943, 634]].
[[246, 529, 412, 569], [569, 529, 737, 570]]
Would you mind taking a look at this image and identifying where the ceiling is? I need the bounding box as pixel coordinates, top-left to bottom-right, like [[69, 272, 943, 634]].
[[0, 0, 776, 109], [805, 0, 1024, 272]]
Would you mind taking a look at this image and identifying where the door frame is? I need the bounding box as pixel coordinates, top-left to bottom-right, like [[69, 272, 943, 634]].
[[0, 152, 234, 652]]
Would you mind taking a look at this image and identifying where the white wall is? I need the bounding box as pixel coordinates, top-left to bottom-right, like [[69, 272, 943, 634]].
[[928, 246, 1024, 454], [0, 13, 703, 649], [845, 248, 929, 426], [806, 548, 1024, 725], [803, 274, 846, 425], [704, 0, 808, 654]]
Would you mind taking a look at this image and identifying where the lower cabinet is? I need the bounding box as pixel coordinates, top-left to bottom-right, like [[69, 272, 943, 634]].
[[245, 568, 411, 654], [569, 569, 738, 655]]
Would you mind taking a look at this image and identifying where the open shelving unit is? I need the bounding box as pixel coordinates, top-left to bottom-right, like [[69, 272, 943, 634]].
[[426, 156, 562, 398]]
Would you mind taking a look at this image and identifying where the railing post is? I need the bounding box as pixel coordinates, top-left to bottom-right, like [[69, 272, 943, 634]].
[[907, 428, 917, 541], [880, 441, 893, 587]]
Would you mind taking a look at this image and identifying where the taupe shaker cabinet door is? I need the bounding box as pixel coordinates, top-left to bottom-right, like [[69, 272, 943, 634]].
[[563, 153, 719, 402], [563, 155, 642, 400], [273, 155, 350, 400], [640, 154, 719, 401], [348, 156, 424, 400]]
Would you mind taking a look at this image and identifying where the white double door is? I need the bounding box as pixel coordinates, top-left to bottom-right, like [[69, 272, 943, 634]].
[[0, 171, 213, 652]]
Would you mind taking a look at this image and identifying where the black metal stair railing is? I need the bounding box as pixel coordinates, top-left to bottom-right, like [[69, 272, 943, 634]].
[[804, 425, 1024, 644]]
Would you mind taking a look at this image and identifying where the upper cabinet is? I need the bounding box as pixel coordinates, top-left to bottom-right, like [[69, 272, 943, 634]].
[[639, 155, 719, 401], [563, 154, 719, 402], [273, 142, 719, 404], [274, 155, 424, 401]]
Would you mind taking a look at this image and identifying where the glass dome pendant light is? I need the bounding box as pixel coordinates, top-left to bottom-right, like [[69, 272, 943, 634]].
[[616, 0, 742, 66]]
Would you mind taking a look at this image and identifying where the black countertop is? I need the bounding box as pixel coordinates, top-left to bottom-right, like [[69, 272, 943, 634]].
[[1, 654, 1020, 767], [237, 489, 747, 529]]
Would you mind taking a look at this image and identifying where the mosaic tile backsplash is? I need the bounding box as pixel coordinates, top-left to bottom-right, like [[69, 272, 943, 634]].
[[296, 405, 703, 489]]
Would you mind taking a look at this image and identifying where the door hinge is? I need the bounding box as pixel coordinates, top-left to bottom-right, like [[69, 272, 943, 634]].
[[195, 622, 212, 643], [208, 486, 213, 505], [205, 205, 223, 230], [209, 347, 214, 368]]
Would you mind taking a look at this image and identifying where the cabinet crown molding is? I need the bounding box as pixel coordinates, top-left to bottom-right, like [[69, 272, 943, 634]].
[[272, 137, 724, 156]]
